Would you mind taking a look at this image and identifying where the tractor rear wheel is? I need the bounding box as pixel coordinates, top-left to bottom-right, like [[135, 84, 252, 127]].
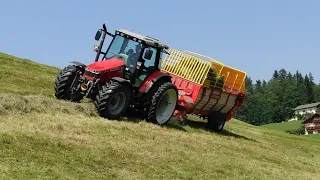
[[207, 112, 226, 132], [146, 82, 178, 125], [94, 81, 131, 119], [54, 65, 84, 102]]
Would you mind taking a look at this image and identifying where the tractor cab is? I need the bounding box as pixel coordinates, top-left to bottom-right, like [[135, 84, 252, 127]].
[[93, 24, 169, 87]]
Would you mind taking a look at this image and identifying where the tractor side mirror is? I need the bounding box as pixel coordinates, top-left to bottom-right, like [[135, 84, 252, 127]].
[[144, 49, 153, 60], [95, 30, 102, 41]]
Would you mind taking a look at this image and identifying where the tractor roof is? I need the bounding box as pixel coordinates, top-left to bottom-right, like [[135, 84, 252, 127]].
[[115, 29, 169, 49]]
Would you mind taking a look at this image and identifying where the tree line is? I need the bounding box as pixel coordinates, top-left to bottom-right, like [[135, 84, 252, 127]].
[[235, 69, 320, 125]]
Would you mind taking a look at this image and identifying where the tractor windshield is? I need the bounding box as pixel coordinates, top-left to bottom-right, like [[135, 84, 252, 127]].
[[104, 35, 143, 72]]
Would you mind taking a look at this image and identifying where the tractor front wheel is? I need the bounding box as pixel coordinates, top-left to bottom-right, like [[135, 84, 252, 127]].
[[146, 82, 178, 125], [54, 65, 84, 102], [94, 81, 131, 119], [207, 112, 226, 132]]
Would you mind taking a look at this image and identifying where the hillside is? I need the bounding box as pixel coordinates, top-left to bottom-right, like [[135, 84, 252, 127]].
[[262, 120, 304, 132], [0, 52, 60, 96], [1, 52, 320, 179], [262, 120, 320, 139]]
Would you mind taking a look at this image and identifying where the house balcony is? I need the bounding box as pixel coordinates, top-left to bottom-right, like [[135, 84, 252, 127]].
[[305, 125, 320, 130]]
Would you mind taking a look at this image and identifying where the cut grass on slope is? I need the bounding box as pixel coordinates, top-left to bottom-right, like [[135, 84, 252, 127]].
[[0, 93, 96, 116], [1, 52, 320, 179], [0, 94, 320, 180], [261, 120, 304, 132], [0, 52, 60, 97]]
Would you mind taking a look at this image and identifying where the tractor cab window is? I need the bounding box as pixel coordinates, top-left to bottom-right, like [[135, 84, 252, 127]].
[[105, 35, 124, 58], [133, 47, 158, 88], [142, 47, 157, 71], [159, 49, 166, 69], [105, 35, 143, 73]]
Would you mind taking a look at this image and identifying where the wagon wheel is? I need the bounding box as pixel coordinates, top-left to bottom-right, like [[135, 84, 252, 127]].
[[207, 111, 226, 132]]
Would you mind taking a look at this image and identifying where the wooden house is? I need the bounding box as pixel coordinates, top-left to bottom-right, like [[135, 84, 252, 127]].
[[303, 114, 320, 135]]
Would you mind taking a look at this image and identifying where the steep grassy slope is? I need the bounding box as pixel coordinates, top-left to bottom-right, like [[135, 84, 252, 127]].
[[0, 52, 60, 96], [1, 94, 320, 180], [1, 52, 320, 179]]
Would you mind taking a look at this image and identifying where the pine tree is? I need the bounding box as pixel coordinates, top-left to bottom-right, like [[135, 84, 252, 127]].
[[255, 80, 263, 93], [295, 71, 308, 105], [273, 70, 279, 79], [314, 84, 320, 102], [304, 74, 315, 103], [278, 68, 287, 82], [245, 77, 254, 95]]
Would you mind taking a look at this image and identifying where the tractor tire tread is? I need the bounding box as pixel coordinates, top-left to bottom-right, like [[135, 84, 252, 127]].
[[94, 81, 131, 119], [54, 65, 83, 102]]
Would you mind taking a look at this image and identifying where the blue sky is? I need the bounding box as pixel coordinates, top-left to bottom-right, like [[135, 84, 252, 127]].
[[1, 0, 319, 83]]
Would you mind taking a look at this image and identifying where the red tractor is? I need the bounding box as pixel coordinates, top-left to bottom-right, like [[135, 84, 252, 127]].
[[54, 24, 178, 125]]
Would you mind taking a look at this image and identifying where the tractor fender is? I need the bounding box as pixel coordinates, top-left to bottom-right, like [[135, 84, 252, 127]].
[[110, 77, 133, 92], [153, 74, 172, 83], [110, 77, 134, 102], [70, 61, 86, 71], [138, 71, 172, 94]]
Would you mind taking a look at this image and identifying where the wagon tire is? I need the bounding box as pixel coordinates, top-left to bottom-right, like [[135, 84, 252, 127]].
[[146, 82, 178, 125], [207, 112, 226, 132]]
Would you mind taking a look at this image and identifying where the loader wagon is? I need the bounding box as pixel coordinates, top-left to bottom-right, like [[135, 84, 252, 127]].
[[160, 49, 247, 131]]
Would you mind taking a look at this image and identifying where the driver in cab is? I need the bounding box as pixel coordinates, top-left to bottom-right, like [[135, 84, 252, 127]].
[[127, 44, 142, 72]]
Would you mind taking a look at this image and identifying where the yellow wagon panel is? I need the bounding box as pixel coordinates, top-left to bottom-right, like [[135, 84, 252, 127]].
[[161, 49, 246, 94]]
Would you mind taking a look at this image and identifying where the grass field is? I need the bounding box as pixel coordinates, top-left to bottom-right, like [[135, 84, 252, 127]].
[[261, 120, 304, 132], [1, 52, 320, 179], [304, 133, 320, 139], [261, 119, 320, 139]]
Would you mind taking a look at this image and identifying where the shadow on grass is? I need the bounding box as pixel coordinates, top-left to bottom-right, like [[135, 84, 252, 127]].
[[181, 119, 257, 142], [164, 121, 188, 132], [123, 112, 256, 142], [124, 113, 190, 132], [219, 129, 257, 142]]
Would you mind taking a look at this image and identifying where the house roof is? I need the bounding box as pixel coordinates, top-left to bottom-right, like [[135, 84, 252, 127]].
[[292, 102, 320, 111]]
